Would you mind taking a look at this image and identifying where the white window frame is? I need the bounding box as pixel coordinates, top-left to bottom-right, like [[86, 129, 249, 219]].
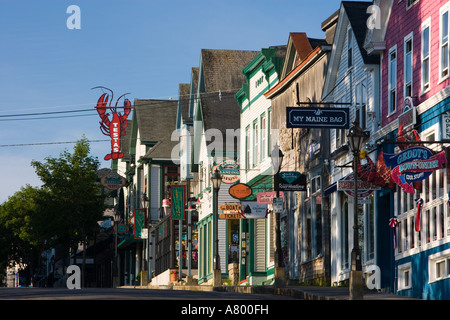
[[421, 18, 431, 95], [388, 45, 397, 115], [245, 125, 250, 171], [252, 120, 259, 168], [347, 27, 353, 69], [355, 78, 368, 130], [440, 4, 450, 82], [404, 32, 413, 98], [334, 95, 346, 150], [260, 113, 267, 162], [398, 262, 412, 291], [429, 249, 450, 283]]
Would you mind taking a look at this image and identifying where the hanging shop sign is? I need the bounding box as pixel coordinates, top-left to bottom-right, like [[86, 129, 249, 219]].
[[240, 201, 268, 219], [219, 204, 242, 219], [117, 224, 128, 235], [383, 146, 447, 194], [212, 160, 240, 184], [93, 87, 133, 161], [286, 107, 350, 129], [441, 113, 450, 140], [171, 185, 186, 220], [100, 172, 127, 190], [398, 97, 416, 129], [229, 183, 253, 199], [276, 171, 307, 191], [133, 208, 146, 239], [338, 173, 380, 198], [256, 191, 285, 204]]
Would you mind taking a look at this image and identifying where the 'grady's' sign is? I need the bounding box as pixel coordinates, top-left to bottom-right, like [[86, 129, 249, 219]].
[[384, 146, 447, 194]]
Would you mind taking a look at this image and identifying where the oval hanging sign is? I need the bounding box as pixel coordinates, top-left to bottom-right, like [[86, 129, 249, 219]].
[[229, 183, 252, 199], [212, 160, 240, 184]]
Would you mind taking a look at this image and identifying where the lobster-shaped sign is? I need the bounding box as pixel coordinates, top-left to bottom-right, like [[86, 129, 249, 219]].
[[93, 87, 133, 160]]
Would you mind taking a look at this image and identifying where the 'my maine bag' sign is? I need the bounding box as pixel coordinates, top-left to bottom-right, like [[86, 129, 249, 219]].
[[286, 107, 350, 129]]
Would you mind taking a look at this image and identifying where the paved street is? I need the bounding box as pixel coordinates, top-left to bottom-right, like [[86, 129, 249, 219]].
[[0, 287, 295, 300], [0, 287, 298, 318]]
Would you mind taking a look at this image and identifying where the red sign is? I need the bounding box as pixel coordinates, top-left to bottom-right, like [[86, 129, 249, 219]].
[[93, 87, 133, 160]]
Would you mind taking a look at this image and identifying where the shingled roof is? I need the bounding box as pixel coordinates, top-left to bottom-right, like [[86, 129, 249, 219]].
[[178, 83, 191, 124], [200, 49, 259, 93], [132, 99, 178, 160], [199, 49, 259, 134], [134, 99, 178, 142]]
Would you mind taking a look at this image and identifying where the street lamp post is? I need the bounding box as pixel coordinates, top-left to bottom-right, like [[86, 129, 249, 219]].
[[141, 193, 149, 286], [113, 210, 121, 288], [272, 146, 285, 287], [211, 169, 222, 286], [347, 121, 365, 300]]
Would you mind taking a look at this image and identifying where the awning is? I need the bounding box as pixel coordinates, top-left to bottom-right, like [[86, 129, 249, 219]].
[[323, 182, 337, 196]]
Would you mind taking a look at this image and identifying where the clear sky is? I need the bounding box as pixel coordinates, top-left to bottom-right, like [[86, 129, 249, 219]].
[[0, 0, 362, 203]]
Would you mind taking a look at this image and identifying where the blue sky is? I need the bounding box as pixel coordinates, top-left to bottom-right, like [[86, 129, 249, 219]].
[[0, 0, 360, 203]]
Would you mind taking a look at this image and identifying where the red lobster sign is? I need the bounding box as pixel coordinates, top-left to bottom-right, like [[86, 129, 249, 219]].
[[93, 87, 133, 160]]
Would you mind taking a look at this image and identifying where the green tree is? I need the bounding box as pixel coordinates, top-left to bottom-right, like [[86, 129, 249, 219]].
[[31, 137, 106, 281], [0, 185, 45, 285]]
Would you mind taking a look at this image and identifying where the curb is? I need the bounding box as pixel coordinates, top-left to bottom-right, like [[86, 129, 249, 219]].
[[155, 285, 338, 300]]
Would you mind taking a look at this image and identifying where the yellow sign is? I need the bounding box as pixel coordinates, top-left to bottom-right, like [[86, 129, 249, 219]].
[[219, 204, 242, 219], [219, 204, 241, 211]]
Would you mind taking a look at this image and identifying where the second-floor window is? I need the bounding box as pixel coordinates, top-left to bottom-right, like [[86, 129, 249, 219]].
[[422, 20, 431, 93], [261, 113, 267, 162], [334, 95, 347, 150], [389, 47, 397, 114], [440, 6, 449, 80], [404, 35, 413, 97], [355, 79, 367, 129], [245, 126, 250, 170], [253, 120, 259, 167], [347, 28, 353, 68]]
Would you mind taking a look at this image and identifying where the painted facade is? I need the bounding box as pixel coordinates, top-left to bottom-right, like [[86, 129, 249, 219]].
[[191, 49, 259, 285], [104, 0, 450, 299], [265, 13, 337, 283], [368, 0, 450, 299], [235, 46, 285, 285], [322, 1, 386, 288]]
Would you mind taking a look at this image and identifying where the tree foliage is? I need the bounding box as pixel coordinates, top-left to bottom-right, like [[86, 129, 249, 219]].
[[0, 185, 45, 280], [31, 137, 106, 263]]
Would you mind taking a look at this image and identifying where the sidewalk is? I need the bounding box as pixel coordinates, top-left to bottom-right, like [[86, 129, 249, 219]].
[[143, 283, 420, 300]]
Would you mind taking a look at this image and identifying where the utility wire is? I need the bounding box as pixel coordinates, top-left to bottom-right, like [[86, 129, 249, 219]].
[[0, 139, 109, 148]]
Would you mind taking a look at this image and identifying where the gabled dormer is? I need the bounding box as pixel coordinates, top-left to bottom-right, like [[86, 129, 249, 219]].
[[235, 46, 285, 113]]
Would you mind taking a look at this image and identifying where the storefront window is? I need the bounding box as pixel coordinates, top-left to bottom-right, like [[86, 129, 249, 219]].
[[228, 220, 239, 264], [341, 193, 349, 270], [366, 195, 375, 261], [303, 175, 322, 262]]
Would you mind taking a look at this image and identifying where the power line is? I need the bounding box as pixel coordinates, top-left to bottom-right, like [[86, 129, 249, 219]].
[[0, 139, 109, 148], [0, 108, 93, 118], [0, 113, 97, 122]]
